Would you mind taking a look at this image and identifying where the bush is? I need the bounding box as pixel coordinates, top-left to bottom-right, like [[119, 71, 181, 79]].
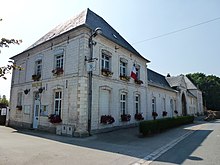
[[139, 116, 194, 136]]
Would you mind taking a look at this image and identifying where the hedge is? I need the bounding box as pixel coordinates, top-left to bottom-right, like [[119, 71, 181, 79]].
[[139, 116, 194, 136]]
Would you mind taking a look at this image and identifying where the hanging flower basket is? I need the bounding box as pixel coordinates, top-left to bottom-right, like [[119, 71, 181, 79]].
[[101, 68, 113, 77], [24, 89, 30, 95], [134, 79, 143, 84], [100, 115, 115, 124], [32, 74, 41, 81], [121, 114, 131, 122], [162, 111, 168, 117], [119, 75, 130, 81], [52, 68, 64, 76], [134, 113, 144, 121], [48, 114, 62, 124]]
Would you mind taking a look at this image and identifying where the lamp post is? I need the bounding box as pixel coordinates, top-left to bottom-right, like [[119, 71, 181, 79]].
[[87, 27, 102, 135]]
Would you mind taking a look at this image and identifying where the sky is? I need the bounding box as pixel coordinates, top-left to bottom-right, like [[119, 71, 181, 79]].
[[0, 0, 220, 99]]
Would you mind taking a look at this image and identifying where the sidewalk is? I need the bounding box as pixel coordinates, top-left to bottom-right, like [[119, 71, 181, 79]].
[[15, 120, 206, 165]]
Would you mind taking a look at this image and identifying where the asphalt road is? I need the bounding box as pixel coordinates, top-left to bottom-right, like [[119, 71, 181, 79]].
[[151, 120, 220, 165]]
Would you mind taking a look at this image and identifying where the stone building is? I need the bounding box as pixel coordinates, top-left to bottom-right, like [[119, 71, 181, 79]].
[[9, 9, 203, 136]]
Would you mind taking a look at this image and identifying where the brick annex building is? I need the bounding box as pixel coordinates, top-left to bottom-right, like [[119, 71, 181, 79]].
[[9, 9, 203, 136]]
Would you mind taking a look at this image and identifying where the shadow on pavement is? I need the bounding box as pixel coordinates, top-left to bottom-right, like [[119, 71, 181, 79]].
[[11, 121, 210, 161], [153, 129, 212, 164]]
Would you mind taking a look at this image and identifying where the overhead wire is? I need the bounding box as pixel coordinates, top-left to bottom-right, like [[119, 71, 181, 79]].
[[132, 16, 220, 45]]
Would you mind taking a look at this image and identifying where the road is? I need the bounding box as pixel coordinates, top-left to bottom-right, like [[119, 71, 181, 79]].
[[0, 120, 219, 165], [151, 120, 220, 165]]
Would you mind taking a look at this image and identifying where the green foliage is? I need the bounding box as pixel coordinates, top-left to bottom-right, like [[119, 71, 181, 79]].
[[0, 95, 9, 106], [0, 19, 22, 79], [139, 116, 194, 136], [186, 73, 220, 111]]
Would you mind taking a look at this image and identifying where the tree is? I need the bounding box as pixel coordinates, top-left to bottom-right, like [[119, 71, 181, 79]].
[[0, 95, 9, 106], [186, 73, 220, 111], [0, 19, 22, 79]]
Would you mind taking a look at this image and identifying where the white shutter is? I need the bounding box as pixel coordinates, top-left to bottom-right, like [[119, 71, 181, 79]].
[[99, 90, 110, 115]]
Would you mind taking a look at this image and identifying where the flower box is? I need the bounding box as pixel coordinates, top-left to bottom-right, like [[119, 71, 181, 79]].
[[16, 105, 22, 110], [48, 114, 62, 124], [152, 111, 158, 117], [134, 113, 144, 121], [152, 111, 158, 120], [101, 68, 113, 77], [134, 79, 143, 84], [100, 115, 115, 124], [162, 111, 168, 117], [119, 75, 130, 81], [121, 114, 131, 122], [32, 74, 41, 81], [52, 68, 64, 76]]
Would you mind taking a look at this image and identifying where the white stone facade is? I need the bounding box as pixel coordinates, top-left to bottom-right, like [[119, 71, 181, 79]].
[[9, 9, 203, 136], [9, 27, 149, 136]]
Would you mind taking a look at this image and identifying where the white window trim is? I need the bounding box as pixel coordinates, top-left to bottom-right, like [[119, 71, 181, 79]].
[[152, 97, 156, 112], [120, 92, 127, 115], [101, 50, 112, 71], [54, 91, 62, 116], [135, 94, 140, 114]]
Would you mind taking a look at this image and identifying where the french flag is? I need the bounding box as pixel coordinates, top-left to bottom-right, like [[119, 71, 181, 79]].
[[130, 65, 137, 80]]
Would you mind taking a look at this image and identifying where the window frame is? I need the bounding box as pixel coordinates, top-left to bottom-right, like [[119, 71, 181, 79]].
[[152, 97, 156, 112], [17, 92, 23, 106], [54, 91, 62, 116], [120, 92, 127, 115], [135, 94, 140, 114], [120, 60, 127, 76], [55, 54, 64, 69], [101, 50, 111, 71], [35, 59, 42, 76]]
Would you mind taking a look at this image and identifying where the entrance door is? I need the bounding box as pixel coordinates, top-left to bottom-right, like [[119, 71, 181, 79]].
[[33, 93, 40, 129]]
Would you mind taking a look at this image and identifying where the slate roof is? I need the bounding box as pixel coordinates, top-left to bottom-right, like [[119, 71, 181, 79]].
[[147, 69, 171, 89], [14, 8, 149, 62], [184, 76, 197, 90], [166, 75, 197, 90], [166, 75, 184, 88]]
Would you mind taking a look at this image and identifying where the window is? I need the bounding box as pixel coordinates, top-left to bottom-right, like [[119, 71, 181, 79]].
[[17, 92, 22, 106], [24, 105, 31, 115], [55, 54, 64, 69], [135, 95, 140, 114], [152, 97, 156, 112], [163, 98, 166, 111], [35, 60, 42, 75], [101, 51, 111, 71], [170, 99, 174, 111], [174, 100, 177, 110], [40, 105, 48, 116], [54, 91, 62, 116], [120, 92, 127, 115], [120, 60, 127, 76]]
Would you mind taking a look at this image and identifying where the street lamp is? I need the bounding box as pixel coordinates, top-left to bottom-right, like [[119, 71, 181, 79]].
[[87, 27, 102, 135]]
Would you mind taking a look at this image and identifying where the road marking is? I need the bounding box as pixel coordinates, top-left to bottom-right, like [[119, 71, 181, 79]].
[[132, 124, 204, 165]]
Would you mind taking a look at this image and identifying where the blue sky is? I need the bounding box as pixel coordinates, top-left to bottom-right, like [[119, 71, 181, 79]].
[[1, 0, 220, 98]]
